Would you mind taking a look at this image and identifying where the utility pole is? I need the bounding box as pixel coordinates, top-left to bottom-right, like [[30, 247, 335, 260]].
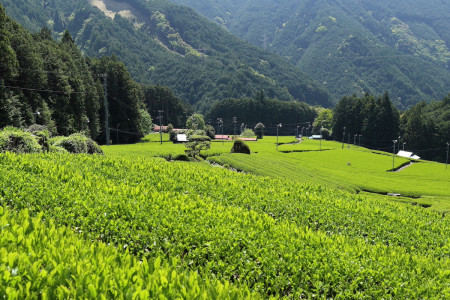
[[392, 139, 397, 171], [33, 110, 40, 124], [100, 74, 110, 146], [353, 134, 357, 149], [116, 123, 120, 144], [221, 119, 224, 145], [358, 134, 362, 147], [342, 126, 346, 149], [233, 117, 237, 137], [347, 133, 350, 149], [158, 110, 164, 145], [320, 127, 323, 151], [446, 142, 449, 170], [277, 123, 282, 151], [217, 118, 222, 137]]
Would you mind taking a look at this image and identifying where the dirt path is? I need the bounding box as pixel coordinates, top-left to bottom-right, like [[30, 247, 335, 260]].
[[395, 162, 414, 172]]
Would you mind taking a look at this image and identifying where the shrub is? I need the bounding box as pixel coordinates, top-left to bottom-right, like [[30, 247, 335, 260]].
[[205, 125, 215, 139], [49, 145, 68, 153], [27, 125, 50, 152], [169, 130, 178, 142], [173, 154, 189, 161], [52, 133, 103, 154], [0, 127, 41, 153], [231, 139, 251, 154], [321, 128, 331, 140], [241, 128, 256, 138]]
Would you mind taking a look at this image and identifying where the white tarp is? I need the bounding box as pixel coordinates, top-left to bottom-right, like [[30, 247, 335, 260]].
[[397, 150, 420, 160], [176, 134, 187, 142]]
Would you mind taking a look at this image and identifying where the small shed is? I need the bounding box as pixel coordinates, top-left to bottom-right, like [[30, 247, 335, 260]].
[[309, 135, 322, 140], [397, 150, 420, 160], [176, 134, 187, 143]]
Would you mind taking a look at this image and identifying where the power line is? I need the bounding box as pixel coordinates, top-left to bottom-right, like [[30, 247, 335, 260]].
[[0, 64, 76, 76], [0, 84, 85, 95]]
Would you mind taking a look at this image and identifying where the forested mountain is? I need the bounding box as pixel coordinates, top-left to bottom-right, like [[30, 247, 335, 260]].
[[0, 0, 331, 112], [1, 3, 186, 145], [169, 0, 450, 109]]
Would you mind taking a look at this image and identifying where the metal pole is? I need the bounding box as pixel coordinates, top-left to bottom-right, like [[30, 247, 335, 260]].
[[102, 74, 109, 146], [277, 123, 282, 151], [359, 134, 362, 147], [320, 127, 323, 151], [158, 110, 163, 145], [392, 140, 397, 171], [446, 142, 449, 170], [33, 111, 40, 124], [221, 120, 224, 145], [233, 117, 237, 137], [117, 123, 120, 144], [403, 142, 406, 151], [342, 126, 346, 149], [353, 134, 357, 149]]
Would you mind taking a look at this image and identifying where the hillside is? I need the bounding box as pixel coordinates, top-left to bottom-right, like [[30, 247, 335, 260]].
[[0, 0, 331, 111], [168, 0, 450, 109], [1, 142, 449, 297]]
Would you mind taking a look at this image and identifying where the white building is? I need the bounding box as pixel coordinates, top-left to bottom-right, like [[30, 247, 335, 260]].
[[397, 150, 420, 160]]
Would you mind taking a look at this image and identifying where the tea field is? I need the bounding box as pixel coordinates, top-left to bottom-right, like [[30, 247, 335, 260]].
[[0, 136, 449, 298]]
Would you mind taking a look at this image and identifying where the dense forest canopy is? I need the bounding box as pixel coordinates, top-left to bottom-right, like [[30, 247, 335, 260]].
[[0, 4, 194, 144], [332, 92, 450, 162], [0, 0, 332, 112], [205, 92, 317, 136], [169, 0, 450, 109]]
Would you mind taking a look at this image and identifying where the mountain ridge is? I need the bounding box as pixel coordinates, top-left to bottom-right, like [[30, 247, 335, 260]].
[[168, 0, 450, 109], [0, 0, 332, 112]]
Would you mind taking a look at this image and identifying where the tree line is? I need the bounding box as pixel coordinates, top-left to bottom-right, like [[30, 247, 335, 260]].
[[331, 92, 450, 162]]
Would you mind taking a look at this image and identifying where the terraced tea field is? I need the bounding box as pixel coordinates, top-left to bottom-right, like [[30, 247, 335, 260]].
[[1, 136, 449, 298]]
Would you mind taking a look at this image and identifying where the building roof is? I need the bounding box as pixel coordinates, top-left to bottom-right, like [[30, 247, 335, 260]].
[[215, 135, 231, 140], [397, 150, 420, 160]]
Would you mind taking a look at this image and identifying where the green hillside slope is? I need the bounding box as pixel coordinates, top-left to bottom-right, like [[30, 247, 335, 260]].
[[0, 0, 331, 111], [169, 0, 450, 109]]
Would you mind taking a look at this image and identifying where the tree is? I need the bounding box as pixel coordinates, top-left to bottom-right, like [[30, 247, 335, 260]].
[[186, 113, 205, 130], [312, 109, 332, 134], [143, 85, 192, 128], [0, 4, 18, 80], [254, 122, 265, 139], [401, 102, 435, 154], [184, 135, 211, 159]]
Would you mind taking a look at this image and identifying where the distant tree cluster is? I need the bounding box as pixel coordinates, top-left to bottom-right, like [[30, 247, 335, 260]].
[[400, 94, 450, 162], [332, 92, 450, 162], [206, 92, 317, 135], [332, 92, 400, 149]]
